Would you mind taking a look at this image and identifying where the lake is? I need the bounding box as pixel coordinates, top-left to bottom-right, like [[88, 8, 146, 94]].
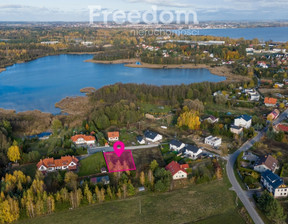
[[176, 27, 288, 42], [0, 54, 225, 113]]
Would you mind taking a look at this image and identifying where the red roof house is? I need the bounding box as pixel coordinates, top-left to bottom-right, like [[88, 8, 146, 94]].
[[71, 135, 96, 145], [165, 161, 187, 180], [264, 97, 277, 107], [108, 132, 119, 142], [37, 156, 79, 173]]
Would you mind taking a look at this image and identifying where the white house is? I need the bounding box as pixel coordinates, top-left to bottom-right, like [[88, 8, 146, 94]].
[[37, 156, 79, 173], [230, 125, 243, 135], [205, 116, 219, 124], [250, 94, 260, 101], [234, 115, 252, 129], [137, 136, 145, 145], [169, 139, 185, 151], [181, 145, 202, 160], [261, 170, 288, 198], [108, 132, 119, 142], [144, 130, 162, 142], [165, 161, 187, 180], [71, 135, 96, 145], [254, 155, 279, 173], [204, 136, 222, 147]]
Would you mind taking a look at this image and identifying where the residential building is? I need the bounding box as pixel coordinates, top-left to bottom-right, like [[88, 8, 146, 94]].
[[37, 156, 79, 173], [205, 115, 219, 124], [169, 139, 185, 151], [137, 136, 145, 145], [250, 94, 260, 101], [261, 170, 288, 198], [267, 109, 280, 121], [180, 164, 189, 170], [144, 130, 162, 142], [71, 135, 96, 145], [181, 144, 202, 159], [234, 115, 252, 129], [108, 132, 119, 142], [254, 155, 279, 173], [90, 176, 110, 185], [204, 136, 222, 147], [274, 83, 284, 88], [165, 161, 187, 180], [230, 125, 243, 135], [264, 97, 277, 107], [274, 124, 288, 133]]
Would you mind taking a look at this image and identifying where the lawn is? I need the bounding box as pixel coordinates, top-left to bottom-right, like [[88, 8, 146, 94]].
[[132, 147, 165, 171], [77, 152, 106, 177], [141, 103, 171, 114], [17, 180, 245, 224]]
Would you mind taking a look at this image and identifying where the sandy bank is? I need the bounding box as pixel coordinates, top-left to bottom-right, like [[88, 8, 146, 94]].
[[85, 58, 138, 64], [0, 68, 6, 73]]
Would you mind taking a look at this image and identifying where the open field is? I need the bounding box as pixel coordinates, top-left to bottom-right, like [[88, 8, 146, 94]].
[[78, 152, 106, 177], [132, 147, 165, 171], [17, 179, 245, 224]]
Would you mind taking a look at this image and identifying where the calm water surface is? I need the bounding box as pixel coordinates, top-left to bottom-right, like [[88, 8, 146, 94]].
[[0, 54, 225, 113]]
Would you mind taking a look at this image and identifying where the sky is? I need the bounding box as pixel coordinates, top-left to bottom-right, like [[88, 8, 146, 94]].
[[0, 0, 287, 22]]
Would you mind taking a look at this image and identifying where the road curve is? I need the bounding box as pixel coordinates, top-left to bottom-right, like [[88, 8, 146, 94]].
[[226, 108, 288, 224]]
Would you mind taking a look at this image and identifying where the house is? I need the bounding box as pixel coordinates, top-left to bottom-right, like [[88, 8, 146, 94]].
[[264, 97, 277, 107], [230, 125, 243, 135], [267, 109, 280, 121], [144, 130, 162, 142], [169, 139, 185, 151], [261, 170, 288, 198], [274, 83, 284, 88], [180, 164, 189, 170], [274, 124, 288, 133], [71, 135, 96, 145], [137, 136, 145, 145], [234, 115, 252, 129], [165, 161, 187, 180], [101, 167, 107, 173], [108, 132, 119, 142], [37, 156, 79, 173], [204, 136, 222, 147], [90, 176, 110, 185], [205, 116, 219, 124], [254, 155, 279, 173], [181, 144, 202, 159], [250, 94, 260, 101]]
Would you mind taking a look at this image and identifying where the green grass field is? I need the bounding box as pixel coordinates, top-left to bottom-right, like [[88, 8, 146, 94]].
[[77, 152, 106, 177], [17, 179, 245, 224]]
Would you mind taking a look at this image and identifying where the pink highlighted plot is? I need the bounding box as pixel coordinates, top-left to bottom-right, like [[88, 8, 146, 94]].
[[104, 150, 136, 173]]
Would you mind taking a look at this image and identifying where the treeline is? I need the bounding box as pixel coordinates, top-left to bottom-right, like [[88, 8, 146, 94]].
[[89, 82, 234, 106], [0, 160, 172, 223], [93, 48, 136, 61]]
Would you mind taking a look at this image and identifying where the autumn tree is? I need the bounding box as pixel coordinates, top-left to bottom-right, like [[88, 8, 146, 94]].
[[150, 160, 159, 171], [7, 145, 20, 163], [0, 199, 19, 223], [64, 172, 78, 191], [139, 171, 145, 186], [177, 109, 201, 130]]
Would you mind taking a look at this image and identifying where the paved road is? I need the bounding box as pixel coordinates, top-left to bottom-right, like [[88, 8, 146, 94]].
[[77, 144, 159, 160], [226, 108, 288, 224]]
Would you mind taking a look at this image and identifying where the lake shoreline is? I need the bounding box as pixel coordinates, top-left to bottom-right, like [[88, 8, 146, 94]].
[[0, 68, 6, 73], [85, 58, 249, 83]]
